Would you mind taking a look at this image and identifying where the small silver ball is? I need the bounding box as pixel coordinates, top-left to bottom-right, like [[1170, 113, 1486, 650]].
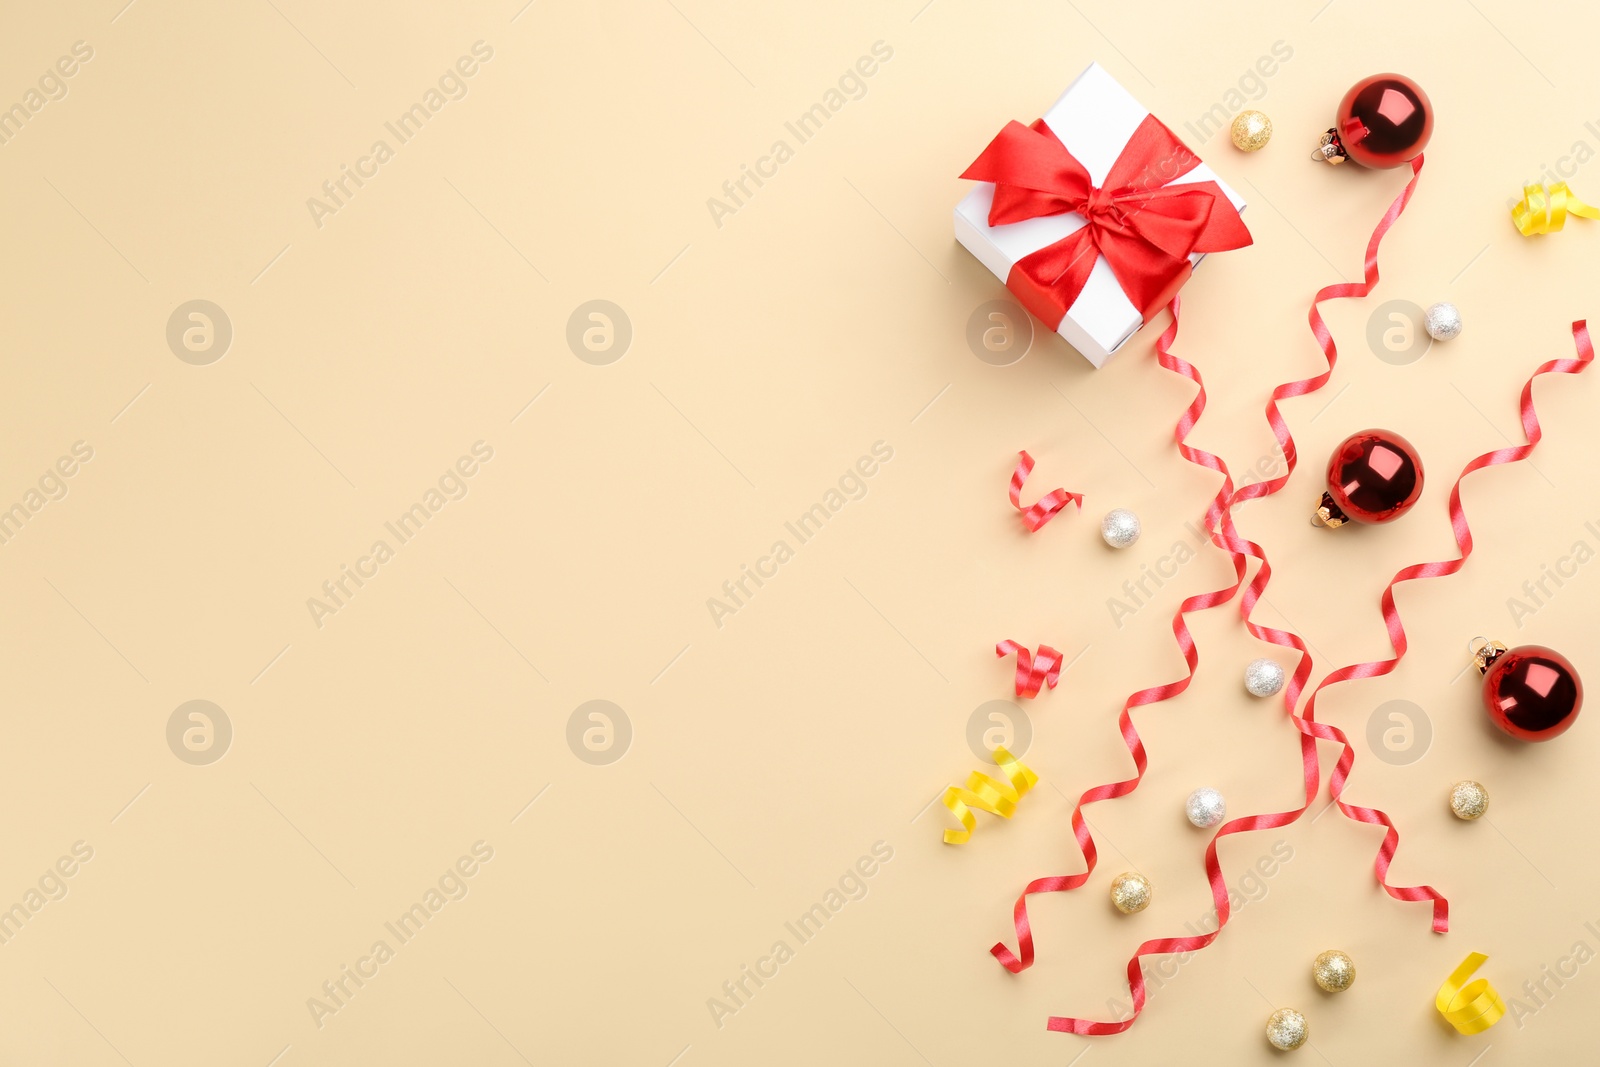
[[1266, 1008, 1308, 1051], [1245, 658, 1286, 698], [1424, 301, 1462, 341], [1101, 508, 1141, 549], [1185, 787, 1227, 828]]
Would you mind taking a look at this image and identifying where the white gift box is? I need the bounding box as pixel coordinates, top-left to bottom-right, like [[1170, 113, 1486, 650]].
[[954, 62, 1247, 368]]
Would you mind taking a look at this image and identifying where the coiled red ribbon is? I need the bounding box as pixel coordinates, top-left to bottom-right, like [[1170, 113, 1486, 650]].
[[997, 157, 1446, 1033], [1052, 319, 1595, 1036], [1009, 450, 1082, 531], [1298, 318, 1593, 927], [990, 297, 1250, 977], [995, 640, 1065, 698]]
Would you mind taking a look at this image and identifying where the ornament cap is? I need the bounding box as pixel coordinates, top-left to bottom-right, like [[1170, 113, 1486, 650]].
[[1311, 491, 1348, 528], [1313, 129, 1347, 164], [1470, 637, 1508, 675]]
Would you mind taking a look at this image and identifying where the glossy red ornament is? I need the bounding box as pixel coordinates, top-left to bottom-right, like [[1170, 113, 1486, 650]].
[[1314, 428, 1424, 527], [1313, 74, 1433, 168], [1475, 641, 1583, 742]]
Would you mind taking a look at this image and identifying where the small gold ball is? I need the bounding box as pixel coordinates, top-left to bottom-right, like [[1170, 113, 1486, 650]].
[[1312, 949, 1355, 992], [1450, 780, 1489, 820], [1266, 1008, 1308, 1050], [1230, 110, 1272, 152], [1109, 871, 1152, 914]]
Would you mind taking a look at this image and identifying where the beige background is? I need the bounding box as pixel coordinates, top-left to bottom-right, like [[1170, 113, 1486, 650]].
[[2, 0, 1598, 1062]]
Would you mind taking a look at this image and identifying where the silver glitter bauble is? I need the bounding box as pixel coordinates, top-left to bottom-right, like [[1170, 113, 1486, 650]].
[[1109, 871, 1152, 914], [1266, 1008, 1309, 1051], [1245, 657, 1286, 698], [1449, 780, 1489, 820], [1101, 508, 1141, 549], [1313, 949, 1356, 992], [1185, 787, 1227, 828], [1424, 301, 1462, 341]]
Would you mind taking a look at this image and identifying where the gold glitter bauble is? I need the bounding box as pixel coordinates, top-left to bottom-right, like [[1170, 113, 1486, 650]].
[[1313, 949, 1355, 992], [1109, 871, 1152, 914], [1450, 780, 1489, 820], [1266, 1008, 1308, 1050], [1230, 110, 1272, 152]]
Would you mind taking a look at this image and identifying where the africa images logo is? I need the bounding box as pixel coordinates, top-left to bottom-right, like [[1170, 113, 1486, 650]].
[[305, 442, 494, 629], [305, 41, 495, 229], [704, 41, 894, 228], [705, 441, 893, 628]]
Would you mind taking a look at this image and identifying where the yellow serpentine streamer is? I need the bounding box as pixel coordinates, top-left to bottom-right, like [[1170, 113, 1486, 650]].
[[1435, 952, 1505, 1034], [1512, 182, 1600, 235], [942, 746, 1038, 845]]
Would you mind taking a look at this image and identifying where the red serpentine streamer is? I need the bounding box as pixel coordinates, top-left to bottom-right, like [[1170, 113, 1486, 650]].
[[996, 156, 1438, 1033], [1213, 154, 1441, 937], [1009, 450, 1083, 531], [1050, 319, 1594, 1035], [991, 297, 1250, 975], [995, 640, 1065, 698], [1295, 318, 1593, 929]]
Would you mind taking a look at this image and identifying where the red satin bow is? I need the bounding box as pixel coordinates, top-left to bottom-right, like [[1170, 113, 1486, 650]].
[[961, 114, 1251, 328]]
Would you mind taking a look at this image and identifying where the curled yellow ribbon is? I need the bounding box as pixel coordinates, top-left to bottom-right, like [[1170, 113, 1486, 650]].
[[942, 746, 1038, 844], [1512, 182, 1600, 235], [1435, 952, 1506, 1034]]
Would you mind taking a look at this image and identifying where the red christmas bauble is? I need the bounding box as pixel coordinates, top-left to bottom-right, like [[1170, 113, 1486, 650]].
[[1334, 74, 1433, 168], [1319, 429, 1424, 526], [1482, 644, 1583, 741]]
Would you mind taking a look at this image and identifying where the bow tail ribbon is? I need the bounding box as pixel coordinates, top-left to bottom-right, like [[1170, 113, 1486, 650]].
[[1009, 228, 1104, 331]]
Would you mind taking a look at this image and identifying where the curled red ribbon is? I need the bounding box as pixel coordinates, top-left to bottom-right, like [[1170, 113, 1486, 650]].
[[1053, 319, 1596, 1036], [990, 298, 1250, 977], [997, 156, 1438, 1034], [1009, 450, 1082, 531], [1299, 318, 1593, 923], [1235, 154, 1442, 933], [961, 115, 1251, 329], [995, 640, 1064, 699], [1187, 154, 1438, 942]]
